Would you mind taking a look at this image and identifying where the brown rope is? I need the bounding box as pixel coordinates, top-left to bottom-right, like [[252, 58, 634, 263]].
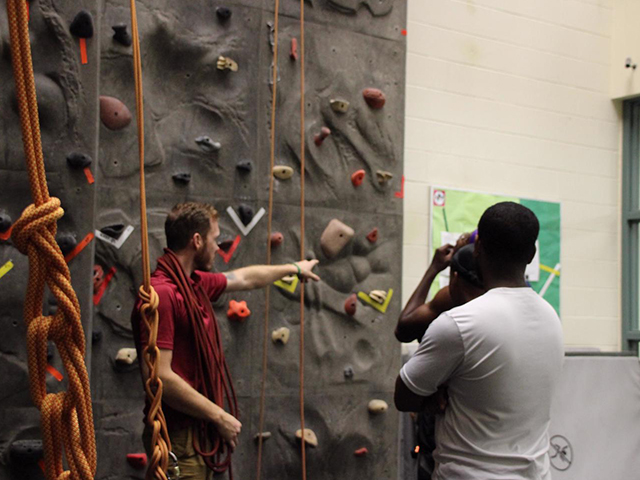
[[128, 1, 172, 478], [6, 0, 96, 477]]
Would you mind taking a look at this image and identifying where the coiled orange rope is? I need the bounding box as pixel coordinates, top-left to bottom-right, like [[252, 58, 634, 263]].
[[127, 0, 173, 478], [6, 0, 97, 478]]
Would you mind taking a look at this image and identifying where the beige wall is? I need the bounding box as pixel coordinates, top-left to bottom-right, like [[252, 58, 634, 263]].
[[612, 0, 640, 99], [402, 0, 622, 351]]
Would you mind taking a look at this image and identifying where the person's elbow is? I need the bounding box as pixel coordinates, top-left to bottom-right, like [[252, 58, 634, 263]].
[[394, 375, 419, 412], [394, 324, 415, 343]]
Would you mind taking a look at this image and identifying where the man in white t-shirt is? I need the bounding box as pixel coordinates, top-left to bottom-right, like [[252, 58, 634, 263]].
[[395, 202, 564, 480]]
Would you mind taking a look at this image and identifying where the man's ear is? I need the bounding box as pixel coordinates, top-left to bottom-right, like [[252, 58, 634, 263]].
[[525, 244, 537, 265], [192, 232, 203, 250]]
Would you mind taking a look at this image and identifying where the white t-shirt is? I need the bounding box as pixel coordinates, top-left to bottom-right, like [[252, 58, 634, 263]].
[[400, 287, 564, 480]]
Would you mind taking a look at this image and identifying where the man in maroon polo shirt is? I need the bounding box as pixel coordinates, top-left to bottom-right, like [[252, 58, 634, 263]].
[[131, 202, 319, 479]]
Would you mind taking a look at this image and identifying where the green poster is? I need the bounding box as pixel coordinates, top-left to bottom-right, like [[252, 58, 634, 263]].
[[430, 187, 561, 315]]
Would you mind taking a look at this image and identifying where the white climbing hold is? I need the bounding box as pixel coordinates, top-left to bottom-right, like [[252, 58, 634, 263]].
[[217, 56, 238, 72], [273, 166, 294, 180], [330, 99, 350, 113], [115, 348, 137, 365], [369, 290, 387, 304], [272, 327, 290, 345], [295, 428, 318, 447], [254, 431, 272, 442], [195, 136, 221, 152], [376, 170, 394, 185], [280, 274, 297, 284], [368, 399, 388, 414]]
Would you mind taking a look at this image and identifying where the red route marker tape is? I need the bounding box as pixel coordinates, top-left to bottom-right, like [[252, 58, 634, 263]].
[[394, 175, 405, 198], [38, 460, 45, 474], [64, 232, 94, 263], [79, 38, 88, 65], [93, 266, 116, 305], [401, 29, 407, 36], [84, 167, 94, 184], [46, 364, 63, 382], [0, 225, 13, 241], [217, 235, 241, 264]]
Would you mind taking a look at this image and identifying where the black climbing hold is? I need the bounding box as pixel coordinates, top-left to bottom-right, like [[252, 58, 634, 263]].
[[70, 10, 94, 38], [9, 439, 44, 465], [66, 152, 92, 169], [344, 366, 354, 379], [100, 224, 124, 239], [57, 234, 77, 256], [217, 236, 235, 252], [238, 205, 254, 226], [0, 212, 12, 233], [92, 331, 103, 344], [172, 173, 191, 185], [112, 24, 132, 47], [216, 7, 232, 21], [47, 343, 55, 363], [236, 160, 253, 173]]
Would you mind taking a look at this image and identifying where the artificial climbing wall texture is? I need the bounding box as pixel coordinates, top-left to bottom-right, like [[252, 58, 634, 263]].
[[0, 1, 100, 479], [2, 0, 406, 478]]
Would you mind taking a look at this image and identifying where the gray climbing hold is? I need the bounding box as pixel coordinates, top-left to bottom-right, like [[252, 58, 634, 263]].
[[376, 170, 394, 185], [217, 56, 238, 72], [295, 429, 318, 448], [195, 136, 221, 152], [238, 205, 254, 226], [70, 10, 94, 38], [344, 366, 354, 379], [100, 224, 125, 239], [368, 399, 388, 414], [320, 219, 355, 259], [216, 7, 232, 21], [92, 331, 103, 344], [330, 99, 350, 113], [56, 233, 77, 256], [236, 160, 253, 173], [0, 212, 12, 233], [66, 152, 92, 169], [272, 327, 290, 345], [172, 173, 191, 185], [112, 24, 132, 47], [273, 166, 294, 180], [9, 439, 43, 465], [99, 96, 132, 131]]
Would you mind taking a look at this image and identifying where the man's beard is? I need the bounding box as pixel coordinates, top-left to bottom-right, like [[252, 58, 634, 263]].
[[194, 247, 211, 271]]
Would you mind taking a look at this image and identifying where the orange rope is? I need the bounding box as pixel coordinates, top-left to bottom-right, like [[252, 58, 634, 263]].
[[6, 0, 96, 478], [128, 1, 173, 478], [256, 0, 281, 476]]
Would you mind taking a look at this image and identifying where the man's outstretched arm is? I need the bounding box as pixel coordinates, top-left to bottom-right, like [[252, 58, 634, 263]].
[[224, 259, 319, 292]]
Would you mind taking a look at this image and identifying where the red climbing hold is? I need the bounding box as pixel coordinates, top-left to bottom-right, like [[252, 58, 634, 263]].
[[314, 127, 331, 146], [354, 447, 369, 457], [227, 300, 251, 322], [99, 96, 132, 130], [126, 453, 147, 469], [290, 38, 298, 61], [93, 265, 104, 294], [366, 228, 378, 243], [351, 170, 365, 187], [270, 232, 284, 248], [362, 88, 386, 109], [345, 293, 357, 316]]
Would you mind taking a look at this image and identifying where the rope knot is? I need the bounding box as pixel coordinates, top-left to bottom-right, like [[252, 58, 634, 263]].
[[11, 198, 63, 255]]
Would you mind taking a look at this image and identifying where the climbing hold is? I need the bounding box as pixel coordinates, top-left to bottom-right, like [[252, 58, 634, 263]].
[[273, 165, 294, 180], [99, 96, 132, 131], [93, 265, 104, 293], [227, 300, 251, 322], [272, 327, 290, 345], [354, 447, 369, 457], [344, 366, 354, 379], [0, 212, 12, 233], [216, 6, 232, 21], [362, 88, 386, 109], [295, 429, 318, 448], [369, 290, 387, 304], [126, 453, 148, 469], [217, 236, 235, 252], [112, 24, 132, 46], [376, 170, 394, 185], [270, 232, 284, 248], [280, 274, 296, 284], [320, 219, 355, 259], [172, 172, 191, 185], [366, 228, 378, 243], [238, 204, 254, 226], [368, 399, 388, 414], [195, 136, 221, 152], [254, 431, 272, 442], [330, 99, 350, 113], [290, 38, 298, 60], [314, 127, 331, 146], [351, 170, 365, 187], [100, 224, 125, 239], [9, 439, 43, 465], [115, 348, 137, 366], [236, 160, 253, 173], [70, 10, 94, 38], [57, 233, 77, 256], [344, 294, 357, 316], [92, 331, 103, 344], [66, 152, 92, 169], [217, 56, 238, 72]]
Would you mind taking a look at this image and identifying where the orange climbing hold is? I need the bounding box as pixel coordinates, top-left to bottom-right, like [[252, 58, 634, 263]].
[[351, 170, 365, 187], [227, 300, 251, 321], [354, 447, 369, 457]]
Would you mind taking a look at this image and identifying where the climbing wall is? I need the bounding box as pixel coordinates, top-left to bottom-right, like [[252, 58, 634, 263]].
[[0, 0, 101, 478], [0, 0, 406, 478]]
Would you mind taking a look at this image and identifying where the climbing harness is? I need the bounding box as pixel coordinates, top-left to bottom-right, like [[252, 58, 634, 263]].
[[128, 0, 173, 478], [6, 0, 97, 478]]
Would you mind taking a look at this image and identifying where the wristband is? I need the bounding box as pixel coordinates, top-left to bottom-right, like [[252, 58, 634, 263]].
[[292, 262, 302, 277]]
